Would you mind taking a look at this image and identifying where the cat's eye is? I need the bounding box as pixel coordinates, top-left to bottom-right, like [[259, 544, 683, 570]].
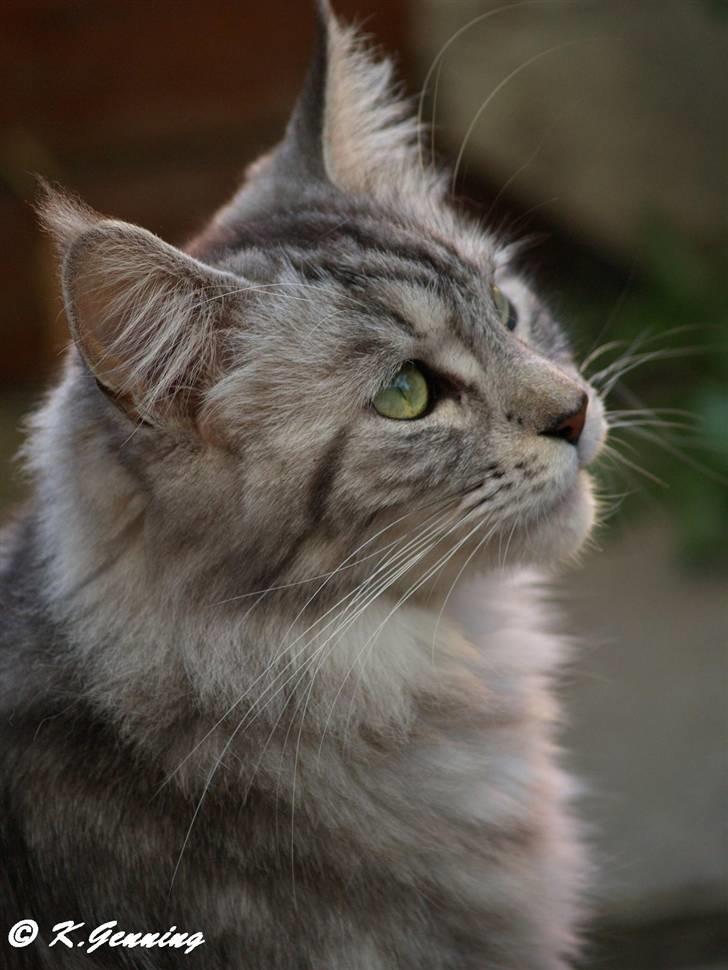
[[372, 363, 430, 420], [492, 285, 518, 332]]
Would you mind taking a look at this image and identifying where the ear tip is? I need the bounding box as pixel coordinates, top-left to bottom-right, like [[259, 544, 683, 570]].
[[35, 180, 100, 254], [315, 0, 340, 32]]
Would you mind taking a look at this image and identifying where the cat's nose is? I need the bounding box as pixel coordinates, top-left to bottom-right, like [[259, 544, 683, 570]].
[[539, 392, 589, 446]]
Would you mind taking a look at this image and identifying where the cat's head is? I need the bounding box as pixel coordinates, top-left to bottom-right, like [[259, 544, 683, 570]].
[[40, 2, 606, 608]]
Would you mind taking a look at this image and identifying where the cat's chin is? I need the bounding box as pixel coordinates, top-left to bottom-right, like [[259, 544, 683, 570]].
[[423, 472, 596, 594], [507, 470, 597, 566]]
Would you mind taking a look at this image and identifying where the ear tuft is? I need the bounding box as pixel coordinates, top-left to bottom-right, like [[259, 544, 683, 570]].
[[218, 5, 441, 221], [321, 16, 420, 193], [35, 179, 101, 257], [39, 183, 246, 429]]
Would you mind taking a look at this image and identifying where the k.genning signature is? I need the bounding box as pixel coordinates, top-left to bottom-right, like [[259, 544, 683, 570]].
[[48, 919, 205, 955]]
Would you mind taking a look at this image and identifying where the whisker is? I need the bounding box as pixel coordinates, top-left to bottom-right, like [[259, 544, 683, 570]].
[[416, 0, 576, 170], [597, 442, 667, 487], [608, 417, 702, 434], [580, 339, 632, 374], [597, 346, 725, 399], [486, 96, 586, 224], [607, 406, 701, 420], [581, 264, 638, 362], [450, 38, 591, 195], [584, 323, 721, 380], [611, 425, 728, 486]]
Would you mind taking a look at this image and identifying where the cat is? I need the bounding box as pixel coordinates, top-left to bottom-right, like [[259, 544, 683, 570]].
[[0, 3, 607, 968]]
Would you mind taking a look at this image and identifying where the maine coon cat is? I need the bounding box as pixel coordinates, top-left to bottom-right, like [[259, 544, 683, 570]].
[[0, 3, 608, 968]]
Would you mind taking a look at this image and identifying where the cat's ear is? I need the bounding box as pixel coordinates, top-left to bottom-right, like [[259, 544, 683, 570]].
[[321, 5, 424, 192], [39, 186, 242, 429], [250, 3, 431, 197]]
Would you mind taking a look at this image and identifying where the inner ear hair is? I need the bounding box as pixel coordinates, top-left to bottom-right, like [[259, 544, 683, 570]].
[[40, 187, 245, 429]]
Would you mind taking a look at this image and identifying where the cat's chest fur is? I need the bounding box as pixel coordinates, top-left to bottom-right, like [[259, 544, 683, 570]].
[[180, 593, 581, 970], [1, 529, 583, 969]]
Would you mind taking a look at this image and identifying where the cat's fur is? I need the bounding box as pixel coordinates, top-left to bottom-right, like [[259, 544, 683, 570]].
[[0, 4, 607, 968]]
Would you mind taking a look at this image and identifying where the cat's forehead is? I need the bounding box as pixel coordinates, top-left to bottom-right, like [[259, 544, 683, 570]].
[[207, 193, 497, 283], [206, 195, 510, 353]]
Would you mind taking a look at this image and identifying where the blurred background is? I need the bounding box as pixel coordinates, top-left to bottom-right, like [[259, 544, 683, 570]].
[[1, 1, 726, 966]]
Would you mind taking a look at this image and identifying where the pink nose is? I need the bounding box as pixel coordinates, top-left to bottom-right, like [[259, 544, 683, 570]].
[[540, 392, 588, 446]]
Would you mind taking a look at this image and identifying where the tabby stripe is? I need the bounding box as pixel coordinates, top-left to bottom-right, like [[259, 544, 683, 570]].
[[290, 264, 431, 335], [222, 207, 475, 286], [308, 426, 350, 528], [289, 256, 451, 300]]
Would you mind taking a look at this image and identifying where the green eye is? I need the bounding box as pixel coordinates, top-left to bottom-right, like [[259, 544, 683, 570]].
[[373, 362, 430, 420], [492, 284, 518, 331]]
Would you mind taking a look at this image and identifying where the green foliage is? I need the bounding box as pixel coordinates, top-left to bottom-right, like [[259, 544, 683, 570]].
[[702, 0, 728, 22]]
